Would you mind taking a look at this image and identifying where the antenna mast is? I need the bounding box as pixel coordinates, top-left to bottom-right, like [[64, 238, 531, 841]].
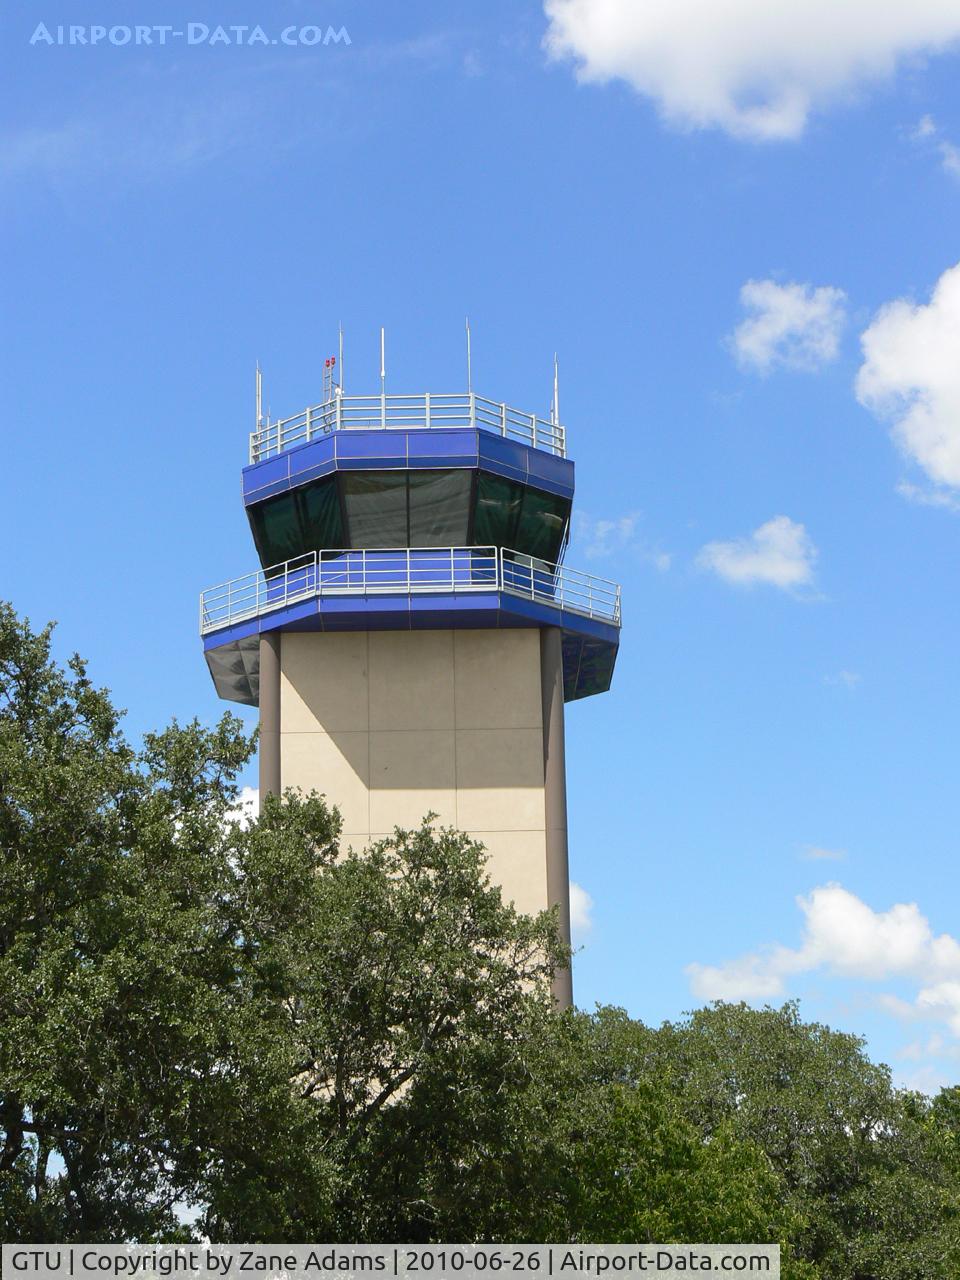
[[552, 353, 560, 426], [380, 326, 386, 397], [255, 362, 263, 430], [338, 323, 344, 395], [466, 317, 473, 393]]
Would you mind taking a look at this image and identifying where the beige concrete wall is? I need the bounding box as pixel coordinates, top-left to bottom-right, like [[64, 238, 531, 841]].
[[279, 629, 552, 919]]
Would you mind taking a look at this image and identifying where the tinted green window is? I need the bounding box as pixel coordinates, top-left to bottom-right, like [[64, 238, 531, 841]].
[[300, 477, 344, 549], [249, 469, 568, 564], [474, 473, 569, 561], [515, 488, 569, 562], [473, 473, 523, 547], [342, 473, 407, 548], [342, 471, 472, 547], [408, 471, 471, 544], [250, 477, 344, 568], [250, 493, 301, 566]]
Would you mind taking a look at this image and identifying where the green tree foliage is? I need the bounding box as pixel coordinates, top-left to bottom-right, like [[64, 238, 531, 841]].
[[655, 1003, 960, 1277], [0, 605, 562, 1241], [358, 1003, 803, 1251], [1, 602, 959, 1277]]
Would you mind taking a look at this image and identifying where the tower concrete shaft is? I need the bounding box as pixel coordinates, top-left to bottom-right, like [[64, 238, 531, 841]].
[[259, 625, 573, 1004]]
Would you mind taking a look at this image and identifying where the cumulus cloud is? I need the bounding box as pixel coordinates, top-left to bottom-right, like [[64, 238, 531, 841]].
[[697, 516, 816, 590], [733, 279, 847, 373], [687, 883, 960, 1037], [857, 263, 960, 492], [688, 954, 788, 1002], [569, 881, 594, 936], [543, 0, 960, 141]]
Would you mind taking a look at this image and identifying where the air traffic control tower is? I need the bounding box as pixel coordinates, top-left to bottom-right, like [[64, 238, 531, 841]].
[[199, 344, 621, 1005]]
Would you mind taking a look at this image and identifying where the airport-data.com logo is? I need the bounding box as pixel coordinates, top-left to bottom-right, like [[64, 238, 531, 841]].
[[29, 22, 351, 48]]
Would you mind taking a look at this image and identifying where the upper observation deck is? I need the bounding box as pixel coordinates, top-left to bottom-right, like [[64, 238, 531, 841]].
[[249, 391, 566, 464], [201, 357, 620, 707], [242, 385, 575, 572]]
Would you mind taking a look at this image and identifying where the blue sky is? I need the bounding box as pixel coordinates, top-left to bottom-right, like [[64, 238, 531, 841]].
[[3, 0, 960, 1090]]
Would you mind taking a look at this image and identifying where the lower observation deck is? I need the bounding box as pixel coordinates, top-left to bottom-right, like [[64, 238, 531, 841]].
[[201, 547, 621, 706]]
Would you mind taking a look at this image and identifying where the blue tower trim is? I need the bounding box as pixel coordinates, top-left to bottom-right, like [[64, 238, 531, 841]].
[[242, 427, 574, 507], [200, 546, 620, 706]]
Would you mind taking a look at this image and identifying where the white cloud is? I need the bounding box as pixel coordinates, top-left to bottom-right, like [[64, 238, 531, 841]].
[[543, 0, 960, 141], [824, 670, 861, 688], [916, 982, 960, 1035], [697, 516, 817, 590], [941, 141, 960, 178], [797, 888, 946, 979], [575, 511, 672, 570], [226, 785, 259, 829], [857, 262, 960, 490], [0, 99, 254, 188], [878, 992, 922, 1021], [914, 113, 938, 139], [803, 845, 847, 861], [732, 279, 847, 373], [688, 954, 788, 1002], [687, 883, 960, 1039], [900, 1063, 954, 1094], [896, 480, 960, 510], [569, 881, 594, 936], [577, 512, 640, 558], [910, 114, 960, 179]]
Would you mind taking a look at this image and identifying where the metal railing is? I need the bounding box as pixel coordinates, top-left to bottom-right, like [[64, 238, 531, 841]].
[[248, 392, 566, 463], [200, 546, 620, 635]]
